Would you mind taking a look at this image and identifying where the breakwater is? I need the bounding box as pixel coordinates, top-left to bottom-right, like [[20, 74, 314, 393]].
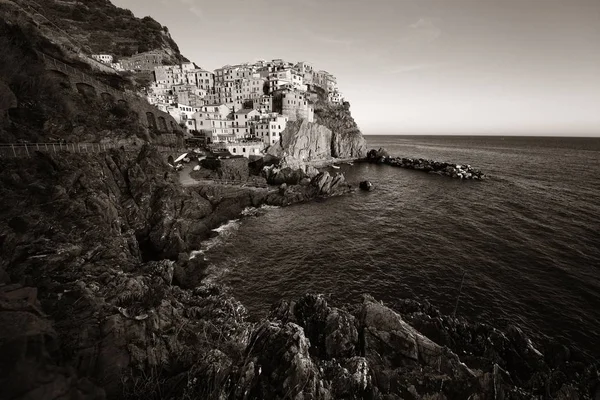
[[367, 148, 486, 179]]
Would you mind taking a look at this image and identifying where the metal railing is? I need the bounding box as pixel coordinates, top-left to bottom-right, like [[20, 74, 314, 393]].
[[0, 142, 186, 159]]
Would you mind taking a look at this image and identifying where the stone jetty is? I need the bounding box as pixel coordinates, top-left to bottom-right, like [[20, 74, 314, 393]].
[[367, 148, 486, 180]]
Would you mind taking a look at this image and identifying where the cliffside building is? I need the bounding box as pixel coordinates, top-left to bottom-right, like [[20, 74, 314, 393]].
[[254, 115, 288, 145], [120, 50, 165, 71], [281, 90, 314, 122], [92, 54, 113, 64]]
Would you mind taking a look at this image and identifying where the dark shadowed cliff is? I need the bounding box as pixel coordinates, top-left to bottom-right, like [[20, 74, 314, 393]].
[[4, 0, 184, 62], [0, 18, 183, 144]]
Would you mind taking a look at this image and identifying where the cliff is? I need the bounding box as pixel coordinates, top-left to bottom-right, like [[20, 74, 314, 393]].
[[6, 0, 184, 62], [0, 19, 182, 144], [267, 120, 332, 162], [311, 86, 367, 159]]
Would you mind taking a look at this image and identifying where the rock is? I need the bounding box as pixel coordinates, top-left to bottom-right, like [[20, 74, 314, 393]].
[[359, 180, 374, 191], [268, 120, 332, 162], [366, 148, 486, 180], [331, 130, 368, 159], [278, 183, 288, 195], [305, 165, 319, 178], [200, 157, 249, 181], [233, 321, 331, 399], [193, 165, 200, 171], [261, 165, 307, 185], [367, 148, 390, 162]]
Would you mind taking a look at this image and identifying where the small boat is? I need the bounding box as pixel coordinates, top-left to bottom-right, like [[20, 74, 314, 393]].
[[331, 165, 341, 169]]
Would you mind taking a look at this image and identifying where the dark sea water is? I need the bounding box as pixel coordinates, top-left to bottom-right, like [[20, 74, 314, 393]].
[[202, 135, 600, 356]]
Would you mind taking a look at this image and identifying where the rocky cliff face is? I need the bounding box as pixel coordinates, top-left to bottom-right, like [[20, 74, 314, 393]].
[[0, 20, 181, 144], [267, 117, 366, 169], [267, 120, 333, 162], [312, 87, 367, 159], [5, 0, 184, 62]]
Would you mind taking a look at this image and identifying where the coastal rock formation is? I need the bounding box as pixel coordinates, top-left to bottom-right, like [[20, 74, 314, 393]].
[[261, 164, 307, 185], [360, 180, 375, 191], [267, 120, 332, 162], [367, 147, 486, 180], [1, 145, 598, 399], [200, 157, 250, 181], [267, 115, 367, 167], [311, 87, 367, 159], [331, 129, 368, 159]]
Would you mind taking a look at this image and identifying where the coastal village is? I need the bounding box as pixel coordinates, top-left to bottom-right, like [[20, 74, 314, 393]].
[[92, 51, 343, 158]]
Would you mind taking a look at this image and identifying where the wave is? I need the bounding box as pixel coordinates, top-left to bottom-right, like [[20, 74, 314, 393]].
[[190, 219, 241, 259], [241, 204, 281, 217]]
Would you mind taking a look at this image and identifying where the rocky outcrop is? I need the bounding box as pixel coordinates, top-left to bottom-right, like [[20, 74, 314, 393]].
[[310, 87, 367, 159], [267, 116, 367, 167], [1, 145, 598, 399], [200, 157, 250, 181], [268, 120, 332, 162], [367, 147, 486, 180], [360, 180, 374, 191], [331, 130, 368, 159]]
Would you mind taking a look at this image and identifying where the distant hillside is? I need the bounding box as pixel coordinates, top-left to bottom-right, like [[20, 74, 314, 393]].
[[9, 0, 186, 62]]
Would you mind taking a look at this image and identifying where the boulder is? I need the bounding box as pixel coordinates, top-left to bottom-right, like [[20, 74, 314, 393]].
[[359, 180, 374, 191]]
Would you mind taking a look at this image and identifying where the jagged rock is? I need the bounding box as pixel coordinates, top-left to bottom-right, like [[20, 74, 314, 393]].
[[331, 130, 368, 159], [271, 294, 359, 360], [234, 321, 331, 399], [200, 157, 250, 181], [262, 165, 307, 185], [359, 180, 374, 191], [366, 148, 486, 180]]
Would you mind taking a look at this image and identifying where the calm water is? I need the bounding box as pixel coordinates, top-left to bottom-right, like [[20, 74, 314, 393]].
[[202, 136, 600, 356]]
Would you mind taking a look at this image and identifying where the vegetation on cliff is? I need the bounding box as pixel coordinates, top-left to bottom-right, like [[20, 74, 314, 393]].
[[310, 85, 367, 158], [0, 20, 178, 144], [10, 0, 184, 61]]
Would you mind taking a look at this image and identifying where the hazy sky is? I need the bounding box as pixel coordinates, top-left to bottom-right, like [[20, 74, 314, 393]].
[[113, 0, 600, 136]]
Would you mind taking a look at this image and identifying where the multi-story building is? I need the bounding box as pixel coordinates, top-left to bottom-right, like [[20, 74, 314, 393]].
[[328, 91, 343, 105], [121, 51, 165, 71], [186, 69, 215, 91], [224, 141, 265, 158], [233, 109, 260, 139], [252, 95, 273, 113], [168, 103, 201, 124], [242, 77, 266, 100], [281, 90, 314, 122], [254, 114, 288, 145], [92, 54, 113, 64], [190, 104, 234, 143]]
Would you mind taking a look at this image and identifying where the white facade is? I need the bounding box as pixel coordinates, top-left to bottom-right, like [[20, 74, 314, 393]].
[[254, 115, 288, 145], [92, 54, 113, 64]]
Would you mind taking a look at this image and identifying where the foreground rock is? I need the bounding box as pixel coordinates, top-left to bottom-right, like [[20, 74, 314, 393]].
[[2, 146, 597, 400], [367, 148, 486, 180]]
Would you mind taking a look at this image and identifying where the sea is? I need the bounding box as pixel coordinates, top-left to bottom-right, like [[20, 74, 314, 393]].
[[201, 135, 600, 357]]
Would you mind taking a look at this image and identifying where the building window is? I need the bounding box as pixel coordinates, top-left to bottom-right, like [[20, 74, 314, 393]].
[[233, 148, 236, 153], [243, 148, 246, 152]]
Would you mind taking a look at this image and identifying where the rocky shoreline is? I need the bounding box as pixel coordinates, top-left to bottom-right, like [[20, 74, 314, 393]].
[[367, 148, 487, 180], [1, 146, 598, 399]]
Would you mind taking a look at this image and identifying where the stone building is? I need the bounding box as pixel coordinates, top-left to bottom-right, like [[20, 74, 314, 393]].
[[281, 90, 314, 122], [120, 51, 165, 71]]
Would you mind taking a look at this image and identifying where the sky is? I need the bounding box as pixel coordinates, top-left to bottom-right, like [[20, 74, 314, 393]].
[[112, 0, 600, 136]]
